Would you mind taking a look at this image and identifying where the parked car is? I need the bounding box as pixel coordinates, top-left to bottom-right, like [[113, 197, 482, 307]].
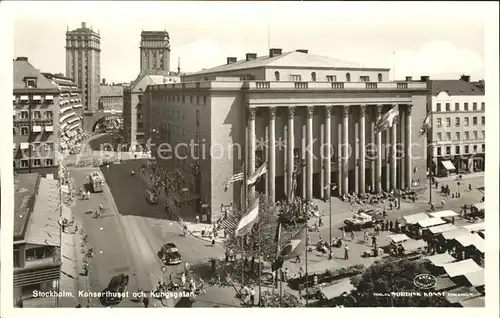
[[159, 243, 182, 265], [343, 213, 375, 230]]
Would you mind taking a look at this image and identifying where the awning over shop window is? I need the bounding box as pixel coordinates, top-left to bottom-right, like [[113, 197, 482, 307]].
[[45, 95, 54, 100], [73, 104, 83, 108], [20, 142, 30, 149], [70, 93, 78, 96], [441, 160, 455, 171], [20, 95, 29, 101], [32, 126, 42, 133], [45, 126, 54, 132], [33, 95, 42, 101]]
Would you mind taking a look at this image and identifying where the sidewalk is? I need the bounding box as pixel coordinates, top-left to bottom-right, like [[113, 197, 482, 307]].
[[434, 171, 484, 182]]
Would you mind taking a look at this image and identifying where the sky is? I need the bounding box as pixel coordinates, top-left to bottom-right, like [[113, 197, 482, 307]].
[[9, 1, 488, 84]]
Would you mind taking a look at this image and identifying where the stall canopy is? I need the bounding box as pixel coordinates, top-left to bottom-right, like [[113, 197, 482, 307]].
[[403, 213, 430, 225], [400, 239, 426, 251], [428, 210, 458, 218], [388, 234, 410, 244], [424, 253, 456, 267], [441, 160, 456, 171], [441, 228, 470, 240], [433, 276, 457, 291], [320, 278, 354, 300], [464, 270, 485, 287], [417, 217, 446, 228], [442, 259, 482, 278], [429, 223, 457, 235], [463, 222, 485, 233], [454, 233, 485, 252], [472, 202, 484, 212]]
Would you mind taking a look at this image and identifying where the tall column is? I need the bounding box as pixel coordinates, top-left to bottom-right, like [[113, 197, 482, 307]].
[[324, 106, 332, 199], [354, 117, 359, 194], [391, 105, 398, 190], [268, 107, 276, 202], [337, 117, 342, 196], [248, 108, 256, 198], [375, 105, 383, 193], [399, 107, 406, 189], [287, 107, 295, 198], [370, 111, 375, 192], [359, 105, 366, 194], [342, 106, 350, 195], [405, 104, 413, 188], [306, 106, 314, 201]]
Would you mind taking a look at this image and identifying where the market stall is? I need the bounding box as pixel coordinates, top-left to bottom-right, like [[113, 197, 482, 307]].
[[442, 259, 482, 278]]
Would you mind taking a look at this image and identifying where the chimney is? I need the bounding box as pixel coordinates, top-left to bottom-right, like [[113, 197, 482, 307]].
[[245, 53, 257, 61], [81, 22, 86, 28], [16, 57, 28, 62], [226, 57, 237, 64], [405, 76, 412, 81], [296, 49, 308, 54], [420, 75, 430, 81], [460, 74, 470, 82], [269, 48, 283, 58]]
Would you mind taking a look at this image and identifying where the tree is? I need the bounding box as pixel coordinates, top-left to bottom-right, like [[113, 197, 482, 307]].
[[350, 258, 449, 307], [260, 290, 303, 307]]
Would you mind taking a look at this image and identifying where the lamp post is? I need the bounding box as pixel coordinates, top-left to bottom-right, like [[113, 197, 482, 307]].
[[324, 183, 338, 260]]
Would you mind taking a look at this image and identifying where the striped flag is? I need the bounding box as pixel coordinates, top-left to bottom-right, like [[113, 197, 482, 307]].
[[235, 198, 259, 237], [247, 162, 267, 186], [419, 112, 431, 136], [374, 105, 399, 133], [223, 172, 244, 191], [278, 225, 307, 260]]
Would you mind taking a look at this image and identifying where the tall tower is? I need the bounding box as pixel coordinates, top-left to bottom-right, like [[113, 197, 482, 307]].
[[140, 30, 171, 74], [65, 22, 101, 111]]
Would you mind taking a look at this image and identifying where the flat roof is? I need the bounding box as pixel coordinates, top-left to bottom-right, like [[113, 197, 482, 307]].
[[14, 173, 40, 240]]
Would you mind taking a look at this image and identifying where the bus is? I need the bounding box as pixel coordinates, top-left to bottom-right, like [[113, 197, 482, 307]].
[[89, 171, 104, 193]]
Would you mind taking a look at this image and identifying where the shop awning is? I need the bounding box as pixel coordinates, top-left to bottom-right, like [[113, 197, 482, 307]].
[[424, 252, 456, 267], [400, 239, 426, 252], [388, 234, 410, 244], [429, 223, 457, 235], [73, 104, 83, 108], [443, 259, 482, 277], [45, 126, 54, 132], [417, 217, 446, 228], [20, 142, 30, 149], [33, 95, 42, 101], [454, 233, 484, 252], [428, 210, 458, 218], [472, 202, 484, 211], [70, 93, 78, 96], [463, 270, 484, 287], [463, 222, 485, 233], [45, 95, 54, 100], [20, 95, 29, 101], [441, 160, 455, 171], [32, 125, 42, 133], [441, 228, 470, 240], [320, 278, 354, 300], [403, 212, 430, 225]]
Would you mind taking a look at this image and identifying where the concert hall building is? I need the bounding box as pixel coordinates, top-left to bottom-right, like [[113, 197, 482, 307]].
[[144, 49, 428, 222]]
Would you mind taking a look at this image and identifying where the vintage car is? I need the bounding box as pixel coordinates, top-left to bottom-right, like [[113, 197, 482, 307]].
[[159, 243, 182, 265], [343, 213, 375, 230]]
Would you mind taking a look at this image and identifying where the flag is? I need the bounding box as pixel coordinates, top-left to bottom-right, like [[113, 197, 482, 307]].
[[272, 222, 284, 271], [278, 225, 307, 260], [235, 198, 259, 237], [374, 105, 399, 133], [419, 112, 431, 136], [223, 172, 244, 191], [247, 162, 267, 186]]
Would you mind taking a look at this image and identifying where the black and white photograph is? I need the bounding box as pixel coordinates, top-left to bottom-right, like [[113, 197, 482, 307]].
[[1, 0, 498, 314]]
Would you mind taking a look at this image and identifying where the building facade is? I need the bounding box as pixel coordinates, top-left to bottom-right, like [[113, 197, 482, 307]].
[[42, 73, 84, 152], [13, 57, 60, 172], [144, 49, 428, 222], [65, 22, 101, 111], [427, 76, 485, 177], [140, 31, 171, 74], [99, 84, 124, 112]]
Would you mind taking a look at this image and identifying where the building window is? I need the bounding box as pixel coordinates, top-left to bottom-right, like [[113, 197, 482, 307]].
[[203, 96, 207, 105], [326, 75, 337, 82], [274, 71, 280, 81], [464, 145, 469, 153], [455, 102, 459, 111], [346, 73, 351, 82], [481, 130, 485, 139], [436, 118, 442, 127], [182, 95, 185, 103], [465, 131, 469, 140], [455, 145, 460, 154], [33, 158, 41, 167], [360, 76, 370, 82], [196, 96, 199, 104], [472, 117, 477, 125], [21, 159, 29, 168], [21, 111, 29, 119], [33, 111, 41, 119], [25, 246, 55, 261], [311, 72, 316, 81], [138, 123, 143, 129], [45, 158, 53, 166], [378, 73, 383, 82], [445, 118, 451, 127], [21, 127, 29, 135], [190, 96, 193, 104], [473, 145, 477, 153], [455, 132, 460, 140], [290, 75, 301, 82], [26, 79, 36, 87], [445, 103, 450, 111], [13, 127, 16, 135], [436, 103, 441, 112], [446, 146, 451, 155], [464, 117, 469, 126], [482, 144, 485, 152], [446, 132, 451, 141], [473, 131, 478, 140], [196, 110, 200, 127], [437, 133, 442, 141], [437, 147, 441, 156], [455, 117, 460, 126], [473, 102, 477, 111], [464, 102, 469, 111], [481, 116, 485, 125], [481, 102, 485, 110]]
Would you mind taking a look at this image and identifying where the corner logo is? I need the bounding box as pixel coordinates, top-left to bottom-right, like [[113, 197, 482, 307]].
[[414, 274, 437, 289]]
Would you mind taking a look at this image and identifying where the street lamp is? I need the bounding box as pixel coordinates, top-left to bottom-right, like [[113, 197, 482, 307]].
[[324, 183, 337, 260]]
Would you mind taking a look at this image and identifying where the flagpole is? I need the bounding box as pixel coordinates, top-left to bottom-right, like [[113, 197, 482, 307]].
[[258, 207, 262, 307], [242, 108, 249, 290], [429, 110, 433, 204], [305, 222, 309, 307]]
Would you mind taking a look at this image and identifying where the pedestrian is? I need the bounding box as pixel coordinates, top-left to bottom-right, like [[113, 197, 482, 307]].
[[469, 183, 472, 191], [441, 199, 445, 207], [229, 249, 234, 262], [143, 295, 149, 308], [451, 216, 455, 225], [196, 215, 200, 223], [389, 220, 393, 231], [211, 235, 216, 247], [295, 255, 301, 263], [350, 230, 356, 242], [344, 245, 349, 260], [185, 261, 190, 273], [363, 230, 369, 243], [299, 267, 304, 278], [371, 235, 377, 247], [250, 287, 256, 306], [181, 272, 186, 286], [341, 228, 346, 240], [318, 217, 323, 227], [318, 234, 323, 242], [225, 250, 229, 262]]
